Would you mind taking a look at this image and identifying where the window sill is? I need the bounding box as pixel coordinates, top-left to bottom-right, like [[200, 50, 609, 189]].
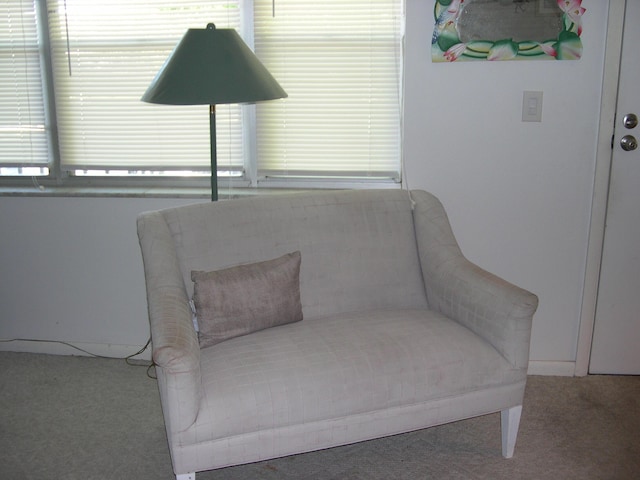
[[0, 185, 210, 199], [0, 179, 400, 199]]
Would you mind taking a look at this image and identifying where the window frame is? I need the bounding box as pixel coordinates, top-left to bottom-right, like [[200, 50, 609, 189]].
[[0, 0, 404, 197]]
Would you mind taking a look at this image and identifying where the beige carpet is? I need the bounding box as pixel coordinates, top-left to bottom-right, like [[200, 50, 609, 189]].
[[1, 352, 639, 479]]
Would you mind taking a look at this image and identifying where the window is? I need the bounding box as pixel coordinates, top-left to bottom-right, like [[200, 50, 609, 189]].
[[0, 0, 49, 175], [254, 1, 403, 182], [48, 0, 242, 176], [1, 0, 404, 191]]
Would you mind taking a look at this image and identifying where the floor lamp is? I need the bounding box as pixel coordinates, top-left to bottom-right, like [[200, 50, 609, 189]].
[[142, 24, 287, 201]]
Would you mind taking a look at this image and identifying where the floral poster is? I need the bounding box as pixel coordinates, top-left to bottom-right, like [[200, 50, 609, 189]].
[[432, 0, 585, 62]]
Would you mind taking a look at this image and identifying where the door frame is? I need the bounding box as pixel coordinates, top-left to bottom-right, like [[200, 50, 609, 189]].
[[575, 0, 626, 376]]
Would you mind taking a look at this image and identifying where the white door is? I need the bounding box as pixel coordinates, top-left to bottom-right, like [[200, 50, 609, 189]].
[[590, 1, 640, 374]]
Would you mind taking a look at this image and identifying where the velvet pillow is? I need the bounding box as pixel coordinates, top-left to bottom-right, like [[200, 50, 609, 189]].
[[191, 251, 303, 348]]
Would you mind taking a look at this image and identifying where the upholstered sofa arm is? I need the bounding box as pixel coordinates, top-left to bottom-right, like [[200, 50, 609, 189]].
[[411, 190, 538, 370], [137, 212, 201, 433]]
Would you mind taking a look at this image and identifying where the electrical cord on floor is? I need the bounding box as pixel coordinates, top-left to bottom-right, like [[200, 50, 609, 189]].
[[0, 337, 157, 379]]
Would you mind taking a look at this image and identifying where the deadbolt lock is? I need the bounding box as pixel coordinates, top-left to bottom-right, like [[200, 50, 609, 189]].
[[623, 113, 638, 129]]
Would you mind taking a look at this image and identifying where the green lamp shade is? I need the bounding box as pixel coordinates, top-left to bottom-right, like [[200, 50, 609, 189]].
[[141, 24, 287, 105]]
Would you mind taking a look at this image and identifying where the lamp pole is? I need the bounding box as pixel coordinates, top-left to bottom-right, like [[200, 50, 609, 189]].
[[210, 104, 218, 201]]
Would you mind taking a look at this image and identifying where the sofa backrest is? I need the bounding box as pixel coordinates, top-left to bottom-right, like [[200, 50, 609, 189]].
[[160, 189, 428, 320]]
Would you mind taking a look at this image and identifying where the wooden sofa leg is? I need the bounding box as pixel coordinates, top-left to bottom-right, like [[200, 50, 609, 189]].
[[176, 473, 195, 480], [501, 405, 522, 458]]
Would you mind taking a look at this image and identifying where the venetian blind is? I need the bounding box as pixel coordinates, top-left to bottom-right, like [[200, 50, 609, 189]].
[[254, 0, 403, 180], [0, 0, 48, 170], [47, 0, 243, 172]]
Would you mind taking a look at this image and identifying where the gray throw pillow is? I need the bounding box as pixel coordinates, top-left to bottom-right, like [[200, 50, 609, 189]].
[[191, 251, 303, 348]]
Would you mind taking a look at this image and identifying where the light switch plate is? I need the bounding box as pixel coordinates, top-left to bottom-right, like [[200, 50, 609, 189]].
[[522, 91, 543, 122]]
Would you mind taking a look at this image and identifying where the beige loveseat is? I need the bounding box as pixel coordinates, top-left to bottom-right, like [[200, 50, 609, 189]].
[[137, 189, 538, 480]]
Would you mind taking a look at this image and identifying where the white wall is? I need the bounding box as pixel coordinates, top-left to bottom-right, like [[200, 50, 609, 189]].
[[403, 0, 610, 372], [0, 197, 200, 359], [0, 1, 611, 373]]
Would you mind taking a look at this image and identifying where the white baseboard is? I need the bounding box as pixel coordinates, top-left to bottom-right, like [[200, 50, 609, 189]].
[[527, 360, 576, 377], [0, 339, 152, 362]]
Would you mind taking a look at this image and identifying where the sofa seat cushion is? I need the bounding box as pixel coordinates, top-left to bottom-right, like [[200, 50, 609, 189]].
[[183, 309, 521, 446]]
